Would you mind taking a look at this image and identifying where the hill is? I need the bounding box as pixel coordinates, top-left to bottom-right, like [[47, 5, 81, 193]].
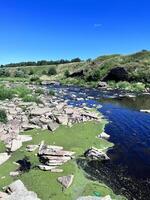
[[1, 50, 150, 91]]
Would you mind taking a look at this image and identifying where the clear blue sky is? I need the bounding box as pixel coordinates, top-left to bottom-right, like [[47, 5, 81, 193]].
[[0, 0, 150, 64]]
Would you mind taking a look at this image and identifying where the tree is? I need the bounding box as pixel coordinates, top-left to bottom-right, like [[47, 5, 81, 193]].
[[71, 58, 81, 63]]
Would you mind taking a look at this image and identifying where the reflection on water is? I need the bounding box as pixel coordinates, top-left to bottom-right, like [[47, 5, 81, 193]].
[[47, 85, 150, 200], [100, 94, 150, 110]]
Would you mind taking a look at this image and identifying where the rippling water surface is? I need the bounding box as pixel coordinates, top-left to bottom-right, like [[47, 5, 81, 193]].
[[48, 85, 150, 200]]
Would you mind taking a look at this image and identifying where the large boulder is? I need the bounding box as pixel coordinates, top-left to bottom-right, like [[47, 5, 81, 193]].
[[3, 180, 40, 200], [103, 67, 129, 81]]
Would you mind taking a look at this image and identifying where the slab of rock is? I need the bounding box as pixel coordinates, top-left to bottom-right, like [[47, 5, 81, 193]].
[[0, 153, 11, 165], [4, 180, 40, 200], [56, 115, 68, 125], [98, 132, 110, 140], [47, 122, 59, 131], [57, 175, 74, 188], [30, 107, 52, 116], [50, 168, 63, 173], [38, 165, 56, 171], [9, 171, 20, 177], [26, 145, 39, 152], [7, 139, 22, 152], [140, 109, 150, 113], [84, 147, 110, 161]]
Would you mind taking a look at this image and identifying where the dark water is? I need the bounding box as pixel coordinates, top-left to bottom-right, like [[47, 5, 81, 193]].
[[47, 85, 150, 200]]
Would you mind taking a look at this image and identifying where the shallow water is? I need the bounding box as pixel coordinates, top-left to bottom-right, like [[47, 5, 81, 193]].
[[48, 85, 150, 200]]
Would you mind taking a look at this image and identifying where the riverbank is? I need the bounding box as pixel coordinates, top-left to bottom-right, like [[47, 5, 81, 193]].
[[0, 83, 126, 200]]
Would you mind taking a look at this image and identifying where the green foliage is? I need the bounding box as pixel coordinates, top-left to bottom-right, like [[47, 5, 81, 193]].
[[11, 86, 31, 98], [64, 70, 70, 78], [30, 76, 41, 83], [48, 90, 55, 96], [22, 95, 41, 104], [48, 67, 57, 76], [85, 69, 101, 81], [0, 68, 11, 77], [0, 87, 14, 100], [0, 109, 7, 123], [35, 88, 44, 94], [14, 69, 27, 78]]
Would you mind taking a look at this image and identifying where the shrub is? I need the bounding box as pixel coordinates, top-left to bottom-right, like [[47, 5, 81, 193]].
[[85, 70, 101, 81], [64, 70, 70, 78], [11, 86, 31, 98], [35, 88, 44, 94], [48, 67, 57, 76], [0, 87, 14, 100], [0, 109, 7, 123], [14, 69, 27, 78], [30, 76, 40, 83], [48, 90, 55, 96], [29, 68, 34, 75], [22, 95, 42, 104]]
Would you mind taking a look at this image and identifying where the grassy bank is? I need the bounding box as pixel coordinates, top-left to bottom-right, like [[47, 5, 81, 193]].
[[0, 122, 126, 200]]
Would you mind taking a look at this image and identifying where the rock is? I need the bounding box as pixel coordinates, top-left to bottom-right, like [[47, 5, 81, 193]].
[[56, 115, 68, 125], [0, 153, 11, 165], [8, 139, 22, 152], [98, 132, 110, 140], [50, 168, 63, 173], [98, 81, 108, 88], [22, 124, 40, 131], [38, 165, 56, 171], [4, 180, 40, 200], [19, 135, 32, 142], [84, 147, 110, 161], [103, 67, 129, 82], [140, 109, 150, 113], [69, 69, 84, 77], [26, 145, 39, 152], [57, 175, 74, 188], [47, 122, 59, 131], [9, 171, 20, 177], [76, 195, 112, 200], [0, 191, 9, 199], [30, 107, 52, 116]]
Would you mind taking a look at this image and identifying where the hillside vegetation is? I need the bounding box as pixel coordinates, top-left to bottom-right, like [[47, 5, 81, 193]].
[[1, 50, 150, 91]]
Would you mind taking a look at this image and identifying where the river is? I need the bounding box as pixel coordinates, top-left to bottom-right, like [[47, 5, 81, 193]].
[[47, 84, 150, 200]]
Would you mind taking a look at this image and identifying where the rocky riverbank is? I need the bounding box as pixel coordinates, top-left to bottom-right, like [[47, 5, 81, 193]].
[[0, 83, 126, 200]]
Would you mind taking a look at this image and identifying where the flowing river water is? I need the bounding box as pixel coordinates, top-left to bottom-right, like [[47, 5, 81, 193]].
[[48, 85, 150, 200]]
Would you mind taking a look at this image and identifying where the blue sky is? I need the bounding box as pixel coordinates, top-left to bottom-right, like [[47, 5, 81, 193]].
[[0, 0, 150, 64]]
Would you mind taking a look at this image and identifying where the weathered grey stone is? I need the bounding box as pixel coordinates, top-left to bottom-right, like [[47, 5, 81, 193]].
[[85, 147, 110, 161], [0, 153, 11, 165], [57, 175, 74, 188], [76, 195, 112, 200], [47, 122, 59, 131], [26, 145, 38, 152]]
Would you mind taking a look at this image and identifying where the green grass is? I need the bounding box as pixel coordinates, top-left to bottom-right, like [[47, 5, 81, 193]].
[[0, 141, 6, 153], [0, 87, 14, 100], [0, 109, 7, 123], [0, 122, 126, 200]]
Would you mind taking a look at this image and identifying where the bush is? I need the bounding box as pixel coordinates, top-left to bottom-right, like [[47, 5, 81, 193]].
[[14, 69, 27, 78], [22, 95, 42, 104], [0, 110, 7, 123], [64, 70, 70, 78], [30, 76, 41, 83], [85, 70, 101, 81], [48, 90, 55, 96], [29, 68, 34, 75], [48, 67, 57, 76], [35, 88, 44, 94], [11, 86, 31, 98], [0, 87, 14, 100]]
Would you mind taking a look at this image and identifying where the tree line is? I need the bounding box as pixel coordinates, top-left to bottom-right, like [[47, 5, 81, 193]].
[[0, 58, 82, 68]]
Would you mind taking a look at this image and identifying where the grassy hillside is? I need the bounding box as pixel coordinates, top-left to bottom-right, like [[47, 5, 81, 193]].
[[1, 50, 150, 91]]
